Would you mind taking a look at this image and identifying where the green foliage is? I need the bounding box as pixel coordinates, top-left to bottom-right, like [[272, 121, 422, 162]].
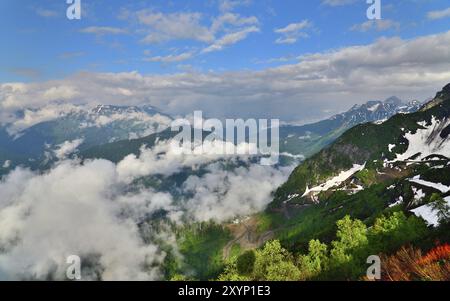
[[369, 211, 428, 253], [219, 240, 301, 281], [253, 240, 301, 281], [217, 260, 250, 281], [331, 216, 368, 261], [177, 223, 231, 280], [355, 168, 377, 186], [218, 212, 432, 281], [236, 250, 256, 275], [430, 194, 450, 225], [297, 239, 328, 279], [271, 86, 450, 209]]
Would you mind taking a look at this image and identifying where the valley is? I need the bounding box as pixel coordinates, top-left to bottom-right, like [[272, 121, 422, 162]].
[[0, 84, 449, 281]]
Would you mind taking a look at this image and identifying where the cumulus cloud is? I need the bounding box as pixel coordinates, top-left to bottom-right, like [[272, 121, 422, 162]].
[[219, 0, 252, 13], [3, 103, 82, 136], [143, 52, 194, 63], [274, 20, 312, 44], [427, 7, 450, 20], [322, 0, 357, 6], [350, 19, 400, 32], [181, 163, 292, 222], [0, 161, 170, 280], [80, 26, 128, 35], [2, 160, 11, 169], [127, 9, 259, 58], [53, 139, 84, 160], [36, 8, 58, 18], [137, 11, 214, 44], [1, 31, 450, 124], [116, 140, 256, 183], [0, 137, 291, 280], [202, 26, 260, 53]]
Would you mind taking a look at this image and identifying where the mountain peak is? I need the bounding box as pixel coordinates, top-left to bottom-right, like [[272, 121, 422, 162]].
[[90, 104, 162, 116], [384, 96, 403, 105]]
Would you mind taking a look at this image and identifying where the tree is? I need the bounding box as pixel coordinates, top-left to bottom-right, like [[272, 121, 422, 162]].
[[430, 193, 450, 225], [331, 216, 368, 262], [298, 239, 329, 280], [370, 211, 427, 252], [236, 250, 256, 275], [253, 240, 300, 281], [329, 216, 368, 279], [217, 260, 250, 281]]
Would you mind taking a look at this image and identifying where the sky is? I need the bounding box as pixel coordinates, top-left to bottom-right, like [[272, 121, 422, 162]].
[[1, 0, 450, 123]]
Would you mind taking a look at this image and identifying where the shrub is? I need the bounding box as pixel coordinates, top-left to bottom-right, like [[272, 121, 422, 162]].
[[236, 250, 256, 275]]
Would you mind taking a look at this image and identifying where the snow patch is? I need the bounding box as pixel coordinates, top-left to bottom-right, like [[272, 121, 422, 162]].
[[302, 164, 365, 197], [368, 103, 380, 112], [396, 116, 450, 161], [410, 177, 450, 193], [411, 197, 450, 227], [389, 196, 403, 208]]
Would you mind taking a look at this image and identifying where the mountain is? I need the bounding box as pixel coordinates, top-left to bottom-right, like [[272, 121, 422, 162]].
[[0, 105, 172, 172], [279, 97, 422, 158], [213, 84, 449, 281], [265, 84, 450, 247], [273, 84, 449, 208]]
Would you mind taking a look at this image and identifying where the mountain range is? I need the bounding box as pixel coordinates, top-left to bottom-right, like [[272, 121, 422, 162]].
[[0, 105, 172, 172], [280, 96, 422, 158], [0, 95, 422, 174], [0, 82, 448, 281], [212, 83, 450, 281]]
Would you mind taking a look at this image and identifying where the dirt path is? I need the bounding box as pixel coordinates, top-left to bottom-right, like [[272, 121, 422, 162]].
[[222, 217, 275, 259], [222, 204, 311, 260]]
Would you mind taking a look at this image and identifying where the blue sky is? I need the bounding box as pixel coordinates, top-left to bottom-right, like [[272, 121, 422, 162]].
[[1, 0, 450, 123], [1, 0, 450, 82]]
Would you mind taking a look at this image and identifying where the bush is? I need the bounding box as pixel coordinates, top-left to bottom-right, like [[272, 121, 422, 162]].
[[236, 250, 256, 275]]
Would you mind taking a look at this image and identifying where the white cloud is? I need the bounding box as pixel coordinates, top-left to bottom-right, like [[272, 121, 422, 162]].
[[351, 19, 400, 32], [274, 20, 311, 44], [36, 8, 58, 18], [133, 10, 259, 56], [322, 0, 357, 6], [427, 7, 450, 20], [137, 11, 214, 44], [80, 26, 128, 35], [143, 52, 194, 63], [4, 103, 82, 136], [116, 140, 256, 183], [181, 163, 292, 222], [202, 26, 259, 53], [53, 139, 84, 160], [0, 136, 292, 279], [0, 161, 170, 280], [219, 0, 252, 12], [2, 31, 450, 124], [2, 161, 11, 169]]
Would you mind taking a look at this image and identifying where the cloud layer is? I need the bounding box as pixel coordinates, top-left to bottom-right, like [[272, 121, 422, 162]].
[[1, 31, 450, 125], [0, 138, 292, 280]]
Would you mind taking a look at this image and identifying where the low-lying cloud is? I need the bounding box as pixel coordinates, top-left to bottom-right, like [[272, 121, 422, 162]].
[[0, 139, 293, 280], [0, 161, 168, 280]]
